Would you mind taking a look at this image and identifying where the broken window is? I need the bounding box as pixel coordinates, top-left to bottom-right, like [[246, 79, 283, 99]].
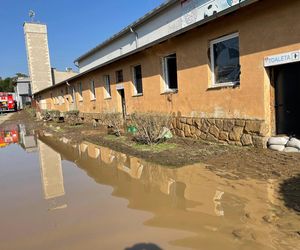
[[90, 80, 96, 100], [133, 65, 143, 95], [116, 70, 124, 83], [210, 33, 240, 86], [103, 75, 111, 98], [163, 53, 178, 91]]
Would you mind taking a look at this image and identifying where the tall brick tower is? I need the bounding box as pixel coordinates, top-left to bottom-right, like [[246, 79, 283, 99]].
[[23, 22, 52, 94]]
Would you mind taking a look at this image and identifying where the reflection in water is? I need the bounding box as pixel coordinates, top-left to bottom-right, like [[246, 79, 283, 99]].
[[0, 123, 37, 151], [38, 139, 66, 210], [1, 124, 299, 249], [36, 135, 300, 250], [0, 124, 19, 148], [19, 124, 37, 152]]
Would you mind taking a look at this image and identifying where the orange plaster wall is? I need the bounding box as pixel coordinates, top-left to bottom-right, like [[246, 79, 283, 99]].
[[40, 0, 300, 123]]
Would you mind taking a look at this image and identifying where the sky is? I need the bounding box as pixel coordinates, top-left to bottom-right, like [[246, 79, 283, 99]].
[[0, 0, 165, 78]]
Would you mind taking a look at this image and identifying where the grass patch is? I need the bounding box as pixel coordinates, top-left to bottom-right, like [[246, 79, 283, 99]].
[[67, 124, 84, 129], [104, 135, 127, 141], [132, 142, 177, 152], [104, 134, 177, 153]]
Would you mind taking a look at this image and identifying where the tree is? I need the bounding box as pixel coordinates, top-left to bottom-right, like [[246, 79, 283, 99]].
[[0, 73, 28, 92]]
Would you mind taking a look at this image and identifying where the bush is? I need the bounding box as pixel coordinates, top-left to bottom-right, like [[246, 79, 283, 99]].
[[24, 107, 36, 117], [129, 112, 172, 145], [99, 112, 123, 136]]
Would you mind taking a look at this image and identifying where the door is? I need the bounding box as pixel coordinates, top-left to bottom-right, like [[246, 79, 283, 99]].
[[274, 62, 300, 137], [117, 89, 126, 118]]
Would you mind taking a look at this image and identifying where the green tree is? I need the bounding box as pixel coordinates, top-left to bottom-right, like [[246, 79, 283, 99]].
[[0, 73, 28, 92]]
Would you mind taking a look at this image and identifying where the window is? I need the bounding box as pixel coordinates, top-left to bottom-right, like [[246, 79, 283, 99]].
[[90, 80, 96, 100], [59, 89, 64, 104], [70, 85, 75, 103], [59, 95, 64, 105], [210, 33, 240, 86], [78, 82, 83, 101], [163, 53, 178, 91], [103, 75, 111, 98], [115, 70, 123, 83], [132, 65, 143, 95]]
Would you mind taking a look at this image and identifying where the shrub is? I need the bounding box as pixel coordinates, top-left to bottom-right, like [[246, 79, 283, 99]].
[[99, 112, 123, 136], [24, 107, 36, 117], [129, 112, 172, 145]]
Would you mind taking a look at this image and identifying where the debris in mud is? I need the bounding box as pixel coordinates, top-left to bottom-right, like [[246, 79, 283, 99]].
[[232, 228, 256, 241], [262, 214, 279, 224]]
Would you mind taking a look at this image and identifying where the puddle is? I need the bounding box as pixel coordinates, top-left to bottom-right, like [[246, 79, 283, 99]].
[[0, 125, 299, 250]]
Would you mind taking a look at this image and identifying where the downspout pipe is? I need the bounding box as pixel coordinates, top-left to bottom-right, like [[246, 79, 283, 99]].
[[130, 27, 139, 48], [66, 81, 77, 110]]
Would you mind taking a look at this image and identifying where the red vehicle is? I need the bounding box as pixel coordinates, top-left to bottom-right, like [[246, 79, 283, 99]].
[[0, 92, 16, 112]]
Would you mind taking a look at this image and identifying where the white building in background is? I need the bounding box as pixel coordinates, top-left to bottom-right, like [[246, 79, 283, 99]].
[[13, 77, 32, 110]]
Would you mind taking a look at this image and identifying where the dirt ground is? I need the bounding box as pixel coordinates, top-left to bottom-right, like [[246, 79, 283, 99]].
[[2, 111, 300, 182]]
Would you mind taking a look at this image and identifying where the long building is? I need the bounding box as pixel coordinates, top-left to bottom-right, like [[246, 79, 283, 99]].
[[35, 0, 300, 147]]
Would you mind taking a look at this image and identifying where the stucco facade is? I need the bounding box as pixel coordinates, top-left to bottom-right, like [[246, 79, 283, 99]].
[[36, 0, 300, 146]]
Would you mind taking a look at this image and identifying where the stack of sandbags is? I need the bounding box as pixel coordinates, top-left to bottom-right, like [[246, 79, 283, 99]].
[[286, 138, 300, 152], [268, 136, 300, 152]]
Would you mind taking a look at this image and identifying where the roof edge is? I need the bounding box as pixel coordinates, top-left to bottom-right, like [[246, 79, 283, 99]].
[[74, 0, 177, 63], [35, 0, 259, 96]]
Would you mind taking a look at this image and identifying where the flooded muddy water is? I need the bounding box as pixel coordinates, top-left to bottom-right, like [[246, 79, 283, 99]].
[[0, 125, 299, 250]]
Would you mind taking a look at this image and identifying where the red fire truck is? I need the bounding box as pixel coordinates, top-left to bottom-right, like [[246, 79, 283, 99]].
[[0, 92, 16, 112]]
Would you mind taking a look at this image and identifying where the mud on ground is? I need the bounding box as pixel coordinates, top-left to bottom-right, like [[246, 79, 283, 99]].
[[2, 111, 300, 181]]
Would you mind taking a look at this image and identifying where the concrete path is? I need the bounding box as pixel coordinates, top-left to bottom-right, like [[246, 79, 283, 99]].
[[0, 113, 13, 125]]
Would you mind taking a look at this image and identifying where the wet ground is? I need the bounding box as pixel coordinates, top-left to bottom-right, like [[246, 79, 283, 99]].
[[0, 116, 299, 249]]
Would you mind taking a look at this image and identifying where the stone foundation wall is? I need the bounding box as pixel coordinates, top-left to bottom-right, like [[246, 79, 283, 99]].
[[69, 112, 269, 148], [78, 112, 102, 123], [170, 117, 268, 148]]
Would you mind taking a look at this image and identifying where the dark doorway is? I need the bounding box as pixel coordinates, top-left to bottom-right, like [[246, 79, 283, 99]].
[[117, 89, 126, 119], [273, 62, 300, 137]]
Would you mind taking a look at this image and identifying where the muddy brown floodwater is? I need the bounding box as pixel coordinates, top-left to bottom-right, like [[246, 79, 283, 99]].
[[0, 123, 299, 250]]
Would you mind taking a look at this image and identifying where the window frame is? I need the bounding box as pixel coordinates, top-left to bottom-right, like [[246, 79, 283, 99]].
[[162, 53, 178, 92], [210, 32, 240, 88], [132, 64, 143, 96], [90, 80, 96, 101], [115, 70, 124, 83], [103, 75, 111, 99], [78, 82, 83, 101]]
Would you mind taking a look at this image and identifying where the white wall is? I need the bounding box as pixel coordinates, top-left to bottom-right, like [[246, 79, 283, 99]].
[[78, 0, 246, 73]]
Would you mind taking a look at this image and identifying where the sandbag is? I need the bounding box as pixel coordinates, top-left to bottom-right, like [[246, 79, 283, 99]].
[[284, 147, 299, 153], [286, 138, 300, 150], [268, 144, 285, 152], [268, 136, 289, 146]]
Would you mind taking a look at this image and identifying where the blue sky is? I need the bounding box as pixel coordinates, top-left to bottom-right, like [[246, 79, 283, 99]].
[[0, 0, 164, 78]]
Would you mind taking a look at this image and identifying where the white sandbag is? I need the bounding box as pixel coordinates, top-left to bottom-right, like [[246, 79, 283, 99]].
[[268, 144, 285, 152], [268, 136, 289, 146], [283, 147, 299, 153], [286, 138, 300, 150]]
